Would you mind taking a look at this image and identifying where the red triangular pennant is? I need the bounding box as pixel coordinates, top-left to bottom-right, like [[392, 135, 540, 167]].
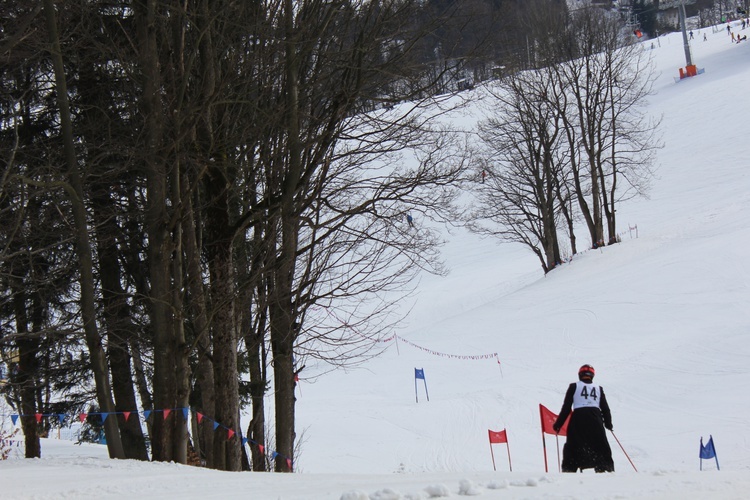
[[123, 411, 131, 422], [35, 413, 43, 423], [79, 413, 88, 423], [197, 412, 204, 423], [163, 409, 172, 420], [227, 429, 235, 440]]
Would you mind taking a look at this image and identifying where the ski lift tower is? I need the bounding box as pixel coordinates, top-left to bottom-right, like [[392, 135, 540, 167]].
[[677, 0, 698, 78]]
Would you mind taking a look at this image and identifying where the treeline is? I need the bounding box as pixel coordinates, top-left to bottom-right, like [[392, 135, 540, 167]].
[[0, 0, 492, 471], [0, 0, 653, 472]]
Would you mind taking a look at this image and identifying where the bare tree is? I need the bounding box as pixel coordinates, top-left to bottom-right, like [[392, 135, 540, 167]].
[[42, 0, 125, 459], [253, 0, 479, 471], [468, 67, 569, 273], [467, 5, 660, 271], [553, 7, 660, 247]]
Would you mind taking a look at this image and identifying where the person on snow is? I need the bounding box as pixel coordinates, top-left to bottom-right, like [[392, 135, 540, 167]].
[[553, 364, 615, 473]]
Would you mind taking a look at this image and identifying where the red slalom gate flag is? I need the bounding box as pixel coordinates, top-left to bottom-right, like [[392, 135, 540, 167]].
[[540, 404, 570, 473], [488, 428, 512, 471], [488, 429, 507, 444], [539, 404, 568, 436]]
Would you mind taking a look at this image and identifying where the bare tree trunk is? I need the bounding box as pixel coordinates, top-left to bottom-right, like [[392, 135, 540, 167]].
[[134, 0, 176, 462], [42, 0, 125, 459], [93, 193, 149, 461], [266, 0, 305, 472], [238, 214, 268, 471], [12, 283, 40, 458], [246, 222, 269, 471], [181, 172, 216, 468], [204, 161, 241, 471], [171, 167, 189, 465]]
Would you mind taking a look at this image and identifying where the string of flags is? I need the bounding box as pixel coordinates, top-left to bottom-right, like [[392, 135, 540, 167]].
[[386, 334, 501, 365], [0, 407, 292, 470], [316, 305, 501, 366]]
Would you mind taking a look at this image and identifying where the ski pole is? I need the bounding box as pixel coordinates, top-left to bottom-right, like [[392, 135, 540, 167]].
[[610, 430, 637, 472]]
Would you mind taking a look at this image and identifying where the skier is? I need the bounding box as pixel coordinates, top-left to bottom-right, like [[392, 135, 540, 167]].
[[553, 364, 615, 473]]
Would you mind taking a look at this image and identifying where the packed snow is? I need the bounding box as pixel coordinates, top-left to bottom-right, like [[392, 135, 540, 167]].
[[2, 24, 750, 500]]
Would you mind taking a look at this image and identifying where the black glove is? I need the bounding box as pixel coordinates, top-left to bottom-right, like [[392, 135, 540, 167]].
[[552, 423, 561, 433], [605, 423, 613, 431]]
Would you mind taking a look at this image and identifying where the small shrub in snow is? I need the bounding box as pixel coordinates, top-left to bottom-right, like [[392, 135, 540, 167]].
[[458, 479, 481, 496], [486, 479, 509, 490], [423, 484, 450, 497], [369, 487, 402, 500]]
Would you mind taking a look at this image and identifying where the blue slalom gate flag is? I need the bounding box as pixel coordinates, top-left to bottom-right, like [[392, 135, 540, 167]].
[[700, 435, 720, 470], [699, 436, 715, 459], [414, 368, 429, 402]]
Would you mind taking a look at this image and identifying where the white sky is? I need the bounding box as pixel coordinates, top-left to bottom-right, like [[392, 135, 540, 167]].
[[2, 22, 750, 500]]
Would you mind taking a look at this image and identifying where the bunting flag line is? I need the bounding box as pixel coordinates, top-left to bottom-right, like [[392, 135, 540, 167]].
[[316, 305, 501, 367], [488, 428, 512, 472], [0, 406, 293, 469], [700, 435, 720, 471], [396, 335, 500, 363]]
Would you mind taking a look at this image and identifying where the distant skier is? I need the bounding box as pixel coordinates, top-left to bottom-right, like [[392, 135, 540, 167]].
[[406, 213, 414, 227], [553, 364, 615, 473]]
